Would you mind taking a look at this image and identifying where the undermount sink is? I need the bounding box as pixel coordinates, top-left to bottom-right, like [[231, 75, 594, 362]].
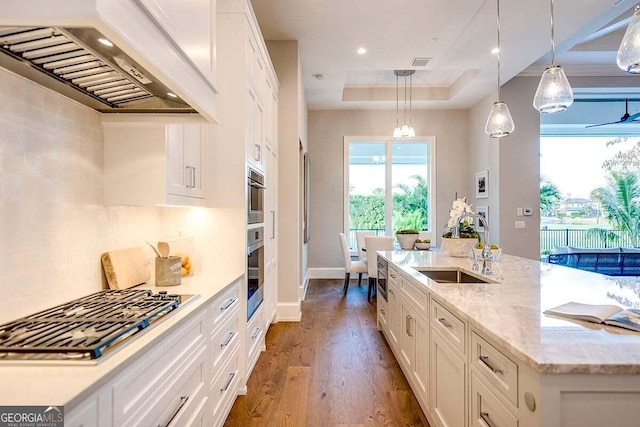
[[418, 269, 491, 284]]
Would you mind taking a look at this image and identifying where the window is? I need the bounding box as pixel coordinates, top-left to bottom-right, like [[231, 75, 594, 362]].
[[344, 137, 435, 251]]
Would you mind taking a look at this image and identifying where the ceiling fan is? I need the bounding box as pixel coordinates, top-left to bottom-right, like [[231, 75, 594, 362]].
[[586, 99, 640, 128]]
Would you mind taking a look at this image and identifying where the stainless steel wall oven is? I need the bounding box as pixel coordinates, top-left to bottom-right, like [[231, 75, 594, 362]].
[[247, 227, 264, 320], [248, 167, 265, 224]]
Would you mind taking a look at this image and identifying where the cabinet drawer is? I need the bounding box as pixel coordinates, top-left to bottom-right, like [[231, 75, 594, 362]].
[[431, 299, 466, 355], [471, 332, 518, 407], [211, 304, 241, 374], [471, 372, 518, 427], [113, 312, 205, 426], [378, 296, 389, 331], [401, 276, 428, 313], [210, 345, 241, 422], [247, 306, 265, 364], [209, 281, 240, 333], [389, 266, 399, 287], [151, 347, 208, 427]]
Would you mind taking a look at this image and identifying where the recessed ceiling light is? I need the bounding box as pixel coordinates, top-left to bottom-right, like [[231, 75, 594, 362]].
[[98, 38, 113, 47], [431, 37, 439, 42], [312, 73, 324, 80], [357, 47, 367, 55], [167, 92, 177, 98], [491, 47, 500, 54]]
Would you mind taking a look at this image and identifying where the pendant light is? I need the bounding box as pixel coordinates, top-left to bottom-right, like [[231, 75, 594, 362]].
[[617, 5, 640, 74], [533, 0, 574, 113], [393, 70, 416, 138], [485, 0, 515, 138]]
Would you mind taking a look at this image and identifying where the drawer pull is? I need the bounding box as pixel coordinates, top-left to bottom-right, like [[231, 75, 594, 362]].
[[221, 372, 236, 392], [406, 315, 413, 337], [479, 355, 504, 375], [437, 317, 453, 329], [220, 331, 236, 347], [480, 411, 496, 427], [220, 298, 236, 310], [390, 272, 397, 278], [380, 309, 386, 315], [389, 288, 395, 295], [159, 396, 189, 427], [251, 327, 261, 339]]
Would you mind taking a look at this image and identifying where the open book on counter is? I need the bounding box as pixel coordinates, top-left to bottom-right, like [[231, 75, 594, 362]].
[[544, 302, 640, 332]]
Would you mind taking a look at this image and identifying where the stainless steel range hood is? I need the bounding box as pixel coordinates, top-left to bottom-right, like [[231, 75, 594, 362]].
[[0, 26, 196, 114]]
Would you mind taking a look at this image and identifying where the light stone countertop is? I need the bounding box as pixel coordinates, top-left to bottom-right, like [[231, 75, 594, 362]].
[[0, 270, 244, 409], [381, 249, 640, 375]]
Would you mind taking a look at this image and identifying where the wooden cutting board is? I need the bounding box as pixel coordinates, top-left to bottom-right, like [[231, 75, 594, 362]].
[[101, 246, 151, 289]]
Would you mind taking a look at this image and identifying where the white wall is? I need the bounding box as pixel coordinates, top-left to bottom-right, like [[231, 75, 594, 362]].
[[468, 77, 542, 260], [0, 67, 243, 323], [307, 109, 470, 270]]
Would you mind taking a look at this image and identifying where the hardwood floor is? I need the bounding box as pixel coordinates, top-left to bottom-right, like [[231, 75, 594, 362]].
[[224, 279, 430, 426]]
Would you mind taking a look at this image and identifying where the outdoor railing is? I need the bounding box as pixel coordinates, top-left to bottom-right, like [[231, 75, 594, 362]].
[[347, 228, 386, 251], [540, 228, 636, 253]]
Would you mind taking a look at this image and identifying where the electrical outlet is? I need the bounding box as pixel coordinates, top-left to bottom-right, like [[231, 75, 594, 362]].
[[516, 207, 523, 216], [515, 221, 526, 229]]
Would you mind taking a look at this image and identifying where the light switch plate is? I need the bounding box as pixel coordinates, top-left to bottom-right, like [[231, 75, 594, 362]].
[[515, 221, 526, 229], [516, 207, 523, 216], [523, 207, 533, 216]]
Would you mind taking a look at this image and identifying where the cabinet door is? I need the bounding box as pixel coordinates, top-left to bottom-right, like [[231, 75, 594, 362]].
[[431, 330, 466, 427], [400, 302, 416, 371], [253, 98, 264, 169], [167, 124, 188, 197], [138, 0, 216, 85], [246, 88, 257, 167], [413, 312, 429, 408], [184, 124, 204, 199], [387, 286, 401, 350]]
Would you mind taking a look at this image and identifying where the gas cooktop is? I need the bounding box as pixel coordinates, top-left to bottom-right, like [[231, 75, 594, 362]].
[[0, 289, 196, 362]]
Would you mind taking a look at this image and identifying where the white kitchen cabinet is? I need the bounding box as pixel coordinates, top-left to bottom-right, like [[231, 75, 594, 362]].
[[387, 273, 402, 351], [399, 301, 429, 408], [430, 329, 466, 427], [137, 0, 217, 87], [246, 304, 265, 377], [103, 122, 211, 207], [263, 143, 278, 327], [246, 87, 265, 171]]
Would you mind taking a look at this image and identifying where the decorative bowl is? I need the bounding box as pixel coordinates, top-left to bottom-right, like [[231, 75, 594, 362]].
[[415, 242, 431, 250], [442, 237, 478, 257]]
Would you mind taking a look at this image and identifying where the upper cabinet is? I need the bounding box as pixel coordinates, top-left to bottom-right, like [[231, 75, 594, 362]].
[[103, 121, 212, 207], [136, 0, 217, 87]]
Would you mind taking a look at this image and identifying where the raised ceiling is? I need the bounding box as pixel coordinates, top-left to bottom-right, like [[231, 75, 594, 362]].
[[251, 0, 639, 110]]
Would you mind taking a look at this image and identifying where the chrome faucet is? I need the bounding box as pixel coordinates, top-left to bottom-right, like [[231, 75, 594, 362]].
[[453, 207, 493, 275]]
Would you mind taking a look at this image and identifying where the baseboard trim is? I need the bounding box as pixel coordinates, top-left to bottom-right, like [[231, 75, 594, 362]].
[[277, 301, 302, 322], [308, 267, 370, 280], [300, 270, 310, 301], [308, 267, 344, 279]]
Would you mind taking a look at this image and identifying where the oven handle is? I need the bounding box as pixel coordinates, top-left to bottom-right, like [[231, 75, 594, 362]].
[[248, 240, 264, 255], [248, 180, 266, 189]]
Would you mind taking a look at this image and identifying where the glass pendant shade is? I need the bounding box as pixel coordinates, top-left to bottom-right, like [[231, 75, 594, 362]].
[[393, 127, 402, 138], [533, 65, 573, 113], [485, 101, 515, 138], [617, 5, 640, 74], [408, 126, 416, 138]]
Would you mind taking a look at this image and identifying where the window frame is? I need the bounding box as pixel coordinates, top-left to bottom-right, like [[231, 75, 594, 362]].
[[343, 136, 437, 252]]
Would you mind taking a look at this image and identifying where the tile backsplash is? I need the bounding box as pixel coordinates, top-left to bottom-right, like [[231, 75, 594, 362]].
[[0, 67, 239, 323]]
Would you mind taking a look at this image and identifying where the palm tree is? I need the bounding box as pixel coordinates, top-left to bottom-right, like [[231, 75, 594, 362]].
[[393, 175, 429, 230], [540, 176, 561, 216], [592, 171, 640, 247]]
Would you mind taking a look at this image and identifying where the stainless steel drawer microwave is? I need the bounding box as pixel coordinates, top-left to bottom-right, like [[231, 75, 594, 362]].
[[248, 167, 265, 224]]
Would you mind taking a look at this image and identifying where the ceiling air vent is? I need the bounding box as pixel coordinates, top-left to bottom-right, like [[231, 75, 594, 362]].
[[411, 57, 431, 67]]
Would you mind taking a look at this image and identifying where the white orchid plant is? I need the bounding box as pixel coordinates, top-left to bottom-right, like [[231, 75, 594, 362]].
[[442, 197, 480, 239]]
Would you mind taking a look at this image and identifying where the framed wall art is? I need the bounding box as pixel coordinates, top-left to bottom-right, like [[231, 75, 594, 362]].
[[475, 171, 488, 199]]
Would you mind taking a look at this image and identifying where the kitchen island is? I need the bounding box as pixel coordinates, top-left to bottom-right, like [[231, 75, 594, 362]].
[[378, 249, 640, 427], [0, 270, 245, 426]]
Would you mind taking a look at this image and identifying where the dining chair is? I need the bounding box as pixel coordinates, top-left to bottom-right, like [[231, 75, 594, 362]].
[[355, 231, 376, 262], [339, 233, 367, 295], [364, 236, 394, 301]]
